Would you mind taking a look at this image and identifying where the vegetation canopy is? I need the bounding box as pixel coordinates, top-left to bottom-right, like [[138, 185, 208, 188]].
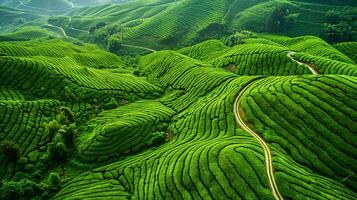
[[0, 0, 356, 199]]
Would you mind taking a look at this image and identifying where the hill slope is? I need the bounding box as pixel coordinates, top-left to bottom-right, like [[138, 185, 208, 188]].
[[1, 34, 356, 199], [54, 0, 357, 49]]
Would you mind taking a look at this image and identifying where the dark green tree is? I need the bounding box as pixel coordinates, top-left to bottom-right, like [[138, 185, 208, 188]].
[[265, 6, 299, 33], [321, 9, 357, 43], [0, 140, 21, 163]]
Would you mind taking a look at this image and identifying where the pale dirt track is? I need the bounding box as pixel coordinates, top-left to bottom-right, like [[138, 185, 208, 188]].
[[233, 79, 283, 200], [287, 51, 318, 75]]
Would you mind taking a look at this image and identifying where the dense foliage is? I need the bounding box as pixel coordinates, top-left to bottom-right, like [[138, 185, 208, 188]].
[[321, 9, 357, 43], [0, 0, 356, 199]]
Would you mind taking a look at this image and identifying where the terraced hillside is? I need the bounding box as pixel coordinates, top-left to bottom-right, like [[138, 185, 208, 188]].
[[52, 38, 357, 199], [49, 0, 357, 49], [1, 0, 356, 50], [0, 2, 357, 198], [1, 33, 355, 199], [0, 38, 164, 199]]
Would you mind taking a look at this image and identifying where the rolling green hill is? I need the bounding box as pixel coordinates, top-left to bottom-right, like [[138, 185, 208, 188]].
[[50, 0, 357, 49], [52, 38, 357, 199], [24, 0, 73, 10], [0, 32, 356, 199], [0, 0, 357, 199]]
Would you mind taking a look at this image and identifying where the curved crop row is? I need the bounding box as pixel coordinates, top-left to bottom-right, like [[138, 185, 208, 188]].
[[0, 87, 25, 100], [259, 35, 355, 64], [179, 38, 357, 76], [139, 50, 237, 111], [0, 55, 161, 102], [54, 73, 357, 199], [0, 99, 61, 179], [240, 75, 357, 191], [54, 74, 274, 200], [0, 39, 125, 68], [77, 100, 175, 163], [292, 53, 357, 76], [335, 42, 357, 64]]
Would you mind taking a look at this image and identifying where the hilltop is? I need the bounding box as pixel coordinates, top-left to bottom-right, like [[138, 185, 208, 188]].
[[0, 0, 356, 199], [1, 0, 356, 50], [52, 0, 357, 49]]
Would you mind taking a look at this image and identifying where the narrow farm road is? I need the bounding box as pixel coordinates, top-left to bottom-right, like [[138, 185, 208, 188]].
[[47, 24, 69, 39], [121, 44, 157, 53], [287, 51, 318, 75], [45, 24, 157, 53], [234, 79, 284, 200]]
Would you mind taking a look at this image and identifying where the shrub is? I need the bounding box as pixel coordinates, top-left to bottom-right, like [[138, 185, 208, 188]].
[[45, 120, 61, 138], [103, 97, 119, 110], [47, 172, 61, 191], [133, 69, 142, 76], [0, 140, 21, 163], [48, 133, 67, 162], [107, 35, 123, 52], [60, 106, 75, 122], [62, 124, 77, 147], [147, 132, 166, 147], [0, 179, 46, 199], [221, 31, 256, 46]]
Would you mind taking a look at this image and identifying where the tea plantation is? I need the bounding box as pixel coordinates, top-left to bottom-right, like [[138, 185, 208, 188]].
[[0, 0, 356, 199]]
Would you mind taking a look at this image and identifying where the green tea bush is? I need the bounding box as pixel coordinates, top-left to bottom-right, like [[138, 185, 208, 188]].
[[241, 76, 357, 190]]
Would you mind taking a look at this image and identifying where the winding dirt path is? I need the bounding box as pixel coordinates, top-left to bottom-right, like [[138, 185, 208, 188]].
[[45, 24, 156, 53], [287, 51, 318, 75], [121, 44, 157, 53], [47, 24, 68, 38], [234, 79, 284, 200]]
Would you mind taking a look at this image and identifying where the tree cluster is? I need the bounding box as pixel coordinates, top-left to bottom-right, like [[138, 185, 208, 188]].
[[88, 22, 123, 52], [221, 31, 256, 47], [265, 6, 299, 33], [321, 10, 357, 43]]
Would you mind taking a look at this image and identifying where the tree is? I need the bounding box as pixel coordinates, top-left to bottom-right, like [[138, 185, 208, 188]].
[[196, 23, 233, 43], [107, 35, 123, 52], [321, 9, 357, 43], [265, 6, 299, 33], [322, 21, 356, 43], [47, 172, 61, 191], [89, 22, 108, 34], [0, 140, 21, 163], [221, 31, 256, 46], [147, 132, 166, 147], [0, 179, 47, 199]]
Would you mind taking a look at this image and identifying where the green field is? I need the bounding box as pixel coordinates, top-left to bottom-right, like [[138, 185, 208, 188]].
[[0, 0, 356, 199]]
